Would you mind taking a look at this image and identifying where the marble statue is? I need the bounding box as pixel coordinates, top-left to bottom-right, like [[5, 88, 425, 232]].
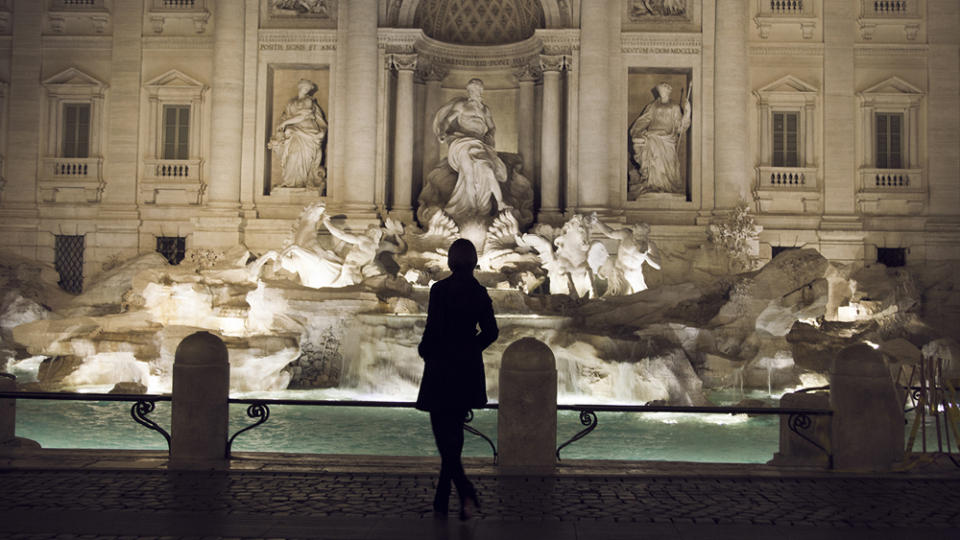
[[417, 79, 535, 241], [247, 202, 342, 288], [518, 215, 596, 298], [588, 215, 661, 295], [433, 78, 510, 219], [268, 79, 327, 191], [628, 82, 692, 196]]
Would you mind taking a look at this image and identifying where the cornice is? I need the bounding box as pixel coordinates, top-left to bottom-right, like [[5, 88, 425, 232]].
[[142, 35, 214, 50], [535, 28, 580, 54], [257, 29, 338, 52], [621, 33, 702, 55], [415, 34, 543, 72], [854, 44, 929, 57], [748, 43, 824, 57], [378, 28, 423, 53], [41, 35, 113, 49]]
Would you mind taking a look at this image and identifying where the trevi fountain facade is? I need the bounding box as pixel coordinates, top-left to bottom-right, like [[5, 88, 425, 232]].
[[0, 1, 959, 405]]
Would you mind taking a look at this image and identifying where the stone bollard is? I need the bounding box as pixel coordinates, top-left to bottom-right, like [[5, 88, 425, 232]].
[[498, 337, 557, 474], [769, 390, 831, 468], [1, 373, 15, 445], [830, 343, 904, 471], [170, 331, 230, 470]]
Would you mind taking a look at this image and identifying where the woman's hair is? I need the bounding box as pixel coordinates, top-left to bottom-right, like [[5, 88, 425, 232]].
[[447, 238, 478, 274]]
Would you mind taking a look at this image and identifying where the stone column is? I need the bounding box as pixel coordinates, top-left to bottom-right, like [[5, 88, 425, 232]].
[[341, 0, 379, 219], [170, 331, 230, 470], [419, 64, 447, 186], [830, 344, 904, 471], [390, 54, 417, 223], [713, 0, 750, 209], [576, 0, 614, 212], [498, 338, 557, 474], [539, 55, 565, 222], [515, 63, 538, 177], [194, 0, 245, 248]]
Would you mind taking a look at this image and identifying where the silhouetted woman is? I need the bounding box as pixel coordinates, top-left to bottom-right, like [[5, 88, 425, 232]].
[[416, 238, 498, 520]]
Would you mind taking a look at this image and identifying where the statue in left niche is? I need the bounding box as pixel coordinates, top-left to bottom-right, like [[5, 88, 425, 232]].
[[268, 79, 327, 192]]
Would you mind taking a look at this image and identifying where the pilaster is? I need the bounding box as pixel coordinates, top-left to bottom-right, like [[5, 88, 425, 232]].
[[713, 0, 750, 210], [194, 0, 245, 248], [576, 0, 613, 213], [925, 0, 960, 218], [821, 0, 859, 220], [340, 0, 379, 219]]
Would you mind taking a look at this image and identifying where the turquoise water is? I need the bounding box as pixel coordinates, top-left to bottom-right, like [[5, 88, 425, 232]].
[[13, 392, 783, 463]]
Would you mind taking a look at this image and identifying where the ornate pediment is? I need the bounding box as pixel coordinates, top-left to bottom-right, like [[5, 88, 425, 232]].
[[43, 67, 106, 89], [754, 75, 818, 106], [145, 69, 206, 91], [757, 74, 818, 95], [859, 76, 923, 97]]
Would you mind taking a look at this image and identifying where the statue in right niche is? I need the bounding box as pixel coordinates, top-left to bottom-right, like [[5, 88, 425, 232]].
[[628, 82, 691, 197], [268, 79, 327, 192]]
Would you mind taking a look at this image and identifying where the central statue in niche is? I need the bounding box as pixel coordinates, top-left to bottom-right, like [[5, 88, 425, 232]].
[[418, 79, 533, 249]]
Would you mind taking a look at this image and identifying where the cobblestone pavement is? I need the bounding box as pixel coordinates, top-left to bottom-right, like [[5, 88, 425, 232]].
[[0, 468, 959, 539]]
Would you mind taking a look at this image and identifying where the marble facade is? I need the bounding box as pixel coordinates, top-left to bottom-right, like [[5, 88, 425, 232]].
[[0, 0, 957, 286]]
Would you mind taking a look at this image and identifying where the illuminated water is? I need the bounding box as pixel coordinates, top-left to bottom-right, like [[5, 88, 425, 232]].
[[14, 388, 782, 463]]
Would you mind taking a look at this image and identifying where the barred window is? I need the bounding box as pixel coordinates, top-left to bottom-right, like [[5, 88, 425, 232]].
[[875, 112, 903, 169], [156, 236, 186, 265], [162, 105, 190, 160], [55, 235, 85, 294], [772, 111, 799, 167], [62, 103, 90, 158]]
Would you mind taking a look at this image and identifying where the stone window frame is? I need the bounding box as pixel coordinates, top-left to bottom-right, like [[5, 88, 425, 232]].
[[140, 69, 208, 205], [753, 74, 819, 191], [856, 76, 923, 191], [40, 67, 107, 204]]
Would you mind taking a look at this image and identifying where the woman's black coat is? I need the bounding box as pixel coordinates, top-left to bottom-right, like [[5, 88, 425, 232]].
[[415, 271, 498, 412]]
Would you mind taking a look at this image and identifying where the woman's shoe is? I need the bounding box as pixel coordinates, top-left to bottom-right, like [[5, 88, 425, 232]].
[[458, 493, 480, 521]]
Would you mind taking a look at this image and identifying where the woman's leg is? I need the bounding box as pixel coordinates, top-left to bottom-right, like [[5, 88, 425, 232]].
[[430, 409, 475, 503]]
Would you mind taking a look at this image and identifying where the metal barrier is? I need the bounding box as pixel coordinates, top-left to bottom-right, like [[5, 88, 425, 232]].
[[554, 403, 833, 466]]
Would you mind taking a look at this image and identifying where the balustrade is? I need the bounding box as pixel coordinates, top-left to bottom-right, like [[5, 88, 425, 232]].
[[871, 0, 909, 15], [757, 166, 817, 189], [769, 0, 804, 15], [859, 168, 921, 190], [45, 157, 99, 178], [143, 159, 201, 182]]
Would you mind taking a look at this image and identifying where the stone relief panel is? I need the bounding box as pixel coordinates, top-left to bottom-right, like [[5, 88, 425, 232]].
[[622, 0, 698, 31], [626, 69, 692, 201], [629, 0, 687, 18], [261, 0, 337, 28], [266, 67, 330, 196]]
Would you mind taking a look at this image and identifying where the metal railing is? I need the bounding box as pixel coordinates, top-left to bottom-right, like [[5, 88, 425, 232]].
[[1, 390, 836, 466]]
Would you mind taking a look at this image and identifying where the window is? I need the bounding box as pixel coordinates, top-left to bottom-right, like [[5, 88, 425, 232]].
[[875, 112, 903, 169], [55, 234, 84, 294], [156, 236, 186, 265], [772, 111, 799, 168], [877, 247, 906, 268], [62, 103, 90, 158], [771, 246, 798, 259], [162, 105, 190, 160]]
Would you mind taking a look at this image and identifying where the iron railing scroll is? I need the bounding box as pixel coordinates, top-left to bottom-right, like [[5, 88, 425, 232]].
[[555, 403, 833, 466]]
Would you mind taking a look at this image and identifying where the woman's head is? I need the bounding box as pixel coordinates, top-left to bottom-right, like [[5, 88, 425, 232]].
[[447, 238, 478, 274]]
